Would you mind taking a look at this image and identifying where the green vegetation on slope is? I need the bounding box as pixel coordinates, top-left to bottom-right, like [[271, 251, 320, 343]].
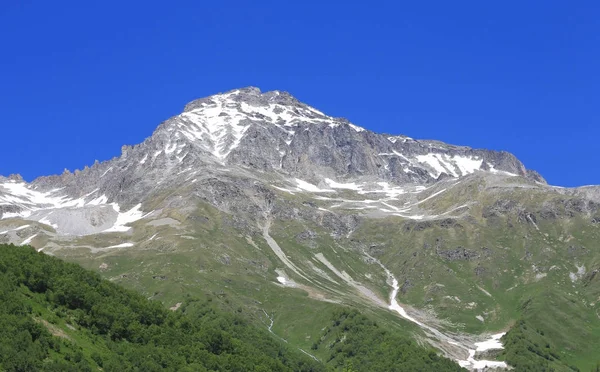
[[312, 309, 464, 372], [0, 244, 465, 372], [349, 179, 600, 371], [501, 318, 568, 371], [500, 287, 600, 372], [0, 243, 323, 371]]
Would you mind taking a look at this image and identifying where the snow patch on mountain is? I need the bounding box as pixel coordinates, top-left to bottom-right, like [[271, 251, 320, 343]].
[[21, 234, 38, 245], [295, 179, 335, 193], [102, 204, 145, 233], [0, 224, 30, 234], [173, 89, 369, 161], [0, 180, 148, 236], [324, 178, 362, 191], [105, 242, 135, 249], [416, 153, 483, 178]]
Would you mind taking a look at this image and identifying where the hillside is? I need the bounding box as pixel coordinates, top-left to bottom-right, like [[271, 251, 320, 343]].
[[0, 243, 466, 371]]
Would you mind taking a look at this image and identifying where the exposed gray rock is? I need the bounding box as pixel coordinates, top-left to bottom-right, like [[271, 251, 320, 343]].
[[437, 247, 480, 261]]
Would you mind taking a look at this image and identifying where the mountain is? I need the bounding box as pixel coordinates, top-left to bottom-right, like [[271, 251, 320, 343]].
[[0, 87, 544, 236], [1, 87, 599, 371]]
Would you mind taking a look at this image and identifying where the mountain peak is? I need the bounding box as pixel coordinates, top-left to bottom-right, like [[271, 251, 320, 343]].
[[140, 88, 546, 183], [169, 87, 353, 160], [183, 87, 301, 113]]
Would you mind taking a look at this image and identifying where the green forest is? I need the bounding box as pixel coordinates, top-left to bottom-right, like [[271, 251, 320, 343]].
[[311, 309, 463, 372], [0, 243, 325, 371], [500, 318, 600, 372], [0, 244, 465, 371]]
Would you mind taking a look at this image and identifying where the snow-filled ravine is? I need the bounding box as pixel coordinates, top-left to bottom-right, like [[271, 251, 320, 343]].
[[375, 259, 508, 370], [274, 246, 510, 370]]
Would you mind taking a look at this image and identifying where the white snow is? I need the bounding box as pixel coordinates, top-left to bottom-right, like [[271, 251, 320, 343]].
[[452, 155, 483, 175], [416, 154, 449, 178], [475, 333, 506, 352], [458, 333, 508, 369], [139, 154, 148, 164], [392, 213, 425, 220], [0, 224, 30, 234], [388, 135, 412, 143], [0, 181, 152, 236], [347, 123, 366, 132], [176, 152, 188, 162], [294, 179, 335, 193], [100, 167, 113, 178], [165, 142, 177, 154], [176, 90, 370, 161], [459, 349, 507, 369], [416, 153, 483, 178], [21, 234, 38, 245], [83, 188, 99, 197], [324, 178, 362, 191], [414, 188, 447, 206], [392, 150, 411, 161], [87, 194, 108, 206], [180, 98, 256, 160], [1, 212, 24, 219], [271, 177, 452, 220], [388, 276, 425, 326], [39, 215, 58, 229], [102, 204, 145, 233], [439, 203, 470, 216], [0, 181, 93, 217], [320, 179, 408, 198], [272, 186, 296, 195], [487, 163, 518, 177], [364, 182, 407, 198], [104, 242, 134, 249]]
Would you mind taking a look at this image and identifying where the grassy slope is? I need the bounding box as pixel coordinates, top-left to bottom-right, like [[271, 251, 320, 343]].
[[0, 244, 466, 371], [45, 175, 600, 370], [350, 177, 600, 370], [0, 244, 326, 371]]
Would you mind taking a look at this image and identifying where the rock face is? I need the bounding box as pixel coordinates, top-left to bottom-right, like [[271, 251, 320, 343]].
[[0, 86, 553, 237]]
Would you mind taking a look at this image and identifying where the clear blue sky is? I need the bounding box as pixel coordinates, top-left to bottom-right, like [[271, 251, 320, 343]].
[[1, 1, 598, 187]]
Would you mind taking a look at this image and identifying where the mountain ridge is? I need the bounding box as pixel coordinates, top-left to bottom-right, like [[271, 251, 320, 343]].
[[0, 87, 551, 238], [4, 86, 545, 186]]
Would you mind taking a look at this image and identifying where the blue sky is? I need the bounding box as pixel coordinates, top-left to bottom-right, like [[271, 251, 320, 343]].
[[1, 1, 598, 186]]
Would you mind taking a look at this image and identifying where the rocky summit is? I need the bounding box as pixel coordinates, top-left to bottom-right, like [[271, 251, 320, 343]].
[[2, 87, 600, 370], [0, 87, 544, 235]]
